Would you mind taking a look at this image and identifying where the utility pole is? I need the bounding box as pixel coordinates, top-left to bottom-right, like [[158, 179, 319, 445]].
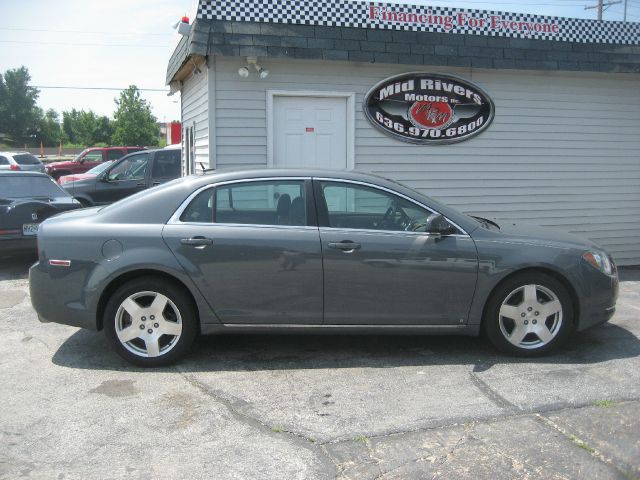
[[624, 0, 628, 21], [584, 0, 622, 20]]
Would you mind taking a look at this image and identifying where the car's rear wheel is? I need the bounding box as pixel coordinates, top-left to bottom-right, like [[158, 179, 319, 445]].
[[483, 272, 574, 356], [104, 277, 198, 366]]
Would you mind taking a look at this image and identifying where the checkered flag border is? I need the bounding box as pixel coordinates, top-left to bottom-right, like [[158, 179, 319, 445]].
[[197, 0, 640, 45]]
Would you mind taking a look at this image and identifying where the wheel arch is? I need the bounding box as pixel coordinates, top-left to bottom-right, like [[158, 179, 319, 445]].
[[481, 266, 580, 329], [96, 268, 200, 332]]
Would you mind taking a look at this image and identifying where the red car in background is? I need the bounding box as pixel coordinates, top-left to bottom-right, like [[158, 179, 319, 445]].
[[57, 160, 115, 185], [45, 146, 145, 180]]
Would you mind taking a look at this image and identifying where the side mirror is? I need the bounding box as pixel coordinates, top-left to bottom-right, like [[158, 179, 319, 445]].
[[99, 172, 110, 183], [426, 213, 457, 236]]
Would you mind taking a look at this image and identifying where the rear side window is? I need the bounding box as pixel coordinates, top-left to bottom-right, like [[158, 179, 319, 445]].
[[0, 156, 9, 165], [83, 151, 103, 162], [151, 150, 181, 179], [215, 180, 307, 226], [180, 189, 214, 223], [13, 154, 42, 165], [0, 176, 69, 198], [105, 149, 125, 161]]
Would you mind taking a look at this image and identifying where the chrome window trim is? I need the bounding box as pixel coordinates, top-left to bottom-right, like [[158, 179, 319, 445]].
[[168, 176, 311, 225], [314, 177, 470, 237], [168, 175, 469, 237]]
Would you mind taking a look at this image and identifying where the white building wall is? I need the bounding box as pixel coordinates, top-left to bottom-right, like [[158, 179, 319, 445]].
[[210, 56, 640, 265], [180, 65, 209, 174]]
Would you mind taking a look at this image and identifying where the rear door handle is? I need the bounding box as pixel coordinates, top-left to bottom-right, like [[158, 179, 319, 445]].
[[180, 236, 213, 247], [328, 241, 361, 251], [152, 181, 161, 186], [136, 182, 146, 188]]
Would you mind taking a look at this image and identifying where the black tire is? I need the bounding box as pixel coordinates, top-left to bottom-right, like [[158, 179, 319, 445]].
[[483, 272, 574, 357], [103, 276, 198, 367]]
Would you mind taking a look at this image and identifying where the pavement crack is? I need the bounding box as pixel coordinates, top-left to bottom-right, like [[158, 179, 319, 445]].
[[177, 371, 338, 476], [468, 371, 519, 412], [535, 413, 636, 479]]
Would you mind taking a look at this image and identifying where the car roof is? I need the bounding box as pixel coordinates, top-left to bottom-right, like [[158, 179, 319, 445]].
[[0, 171, 50, 178], [0, 151, 32, 156]]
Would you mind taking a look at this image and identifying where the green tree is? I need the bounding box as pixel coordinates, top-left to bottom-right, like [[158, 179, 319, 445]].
[[36, 108, 66, 146], [62, 109, 112, 146], [0, 67, 40, 145], [111, 86, 158, 146]]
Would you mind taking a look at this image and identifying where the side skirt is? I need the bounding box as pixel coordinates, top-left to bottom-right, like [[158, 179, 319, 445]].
[[200, 324, 481, 336]]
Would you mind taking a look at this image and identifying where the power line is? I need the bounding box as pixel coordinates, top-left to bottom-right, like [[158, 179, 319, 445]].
[[0, 26, 171, 36], [0, 40, 170, 48], [33, 85, 168, 92]]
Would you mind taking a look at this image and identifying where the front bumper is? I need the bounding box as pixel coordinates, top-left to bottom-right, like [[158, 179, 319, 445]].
[[576, 265, 619, 332]]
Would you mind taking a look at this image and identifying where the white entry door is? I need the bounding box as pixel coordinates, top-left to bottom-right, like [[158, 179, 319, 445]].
[[273, 96, 347, 169]]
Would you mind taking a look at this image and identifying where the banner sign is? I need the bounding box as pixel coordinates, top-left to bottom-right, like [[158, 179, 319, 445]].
[[363, 73, 495, 144], [198, 0, 640, 45]]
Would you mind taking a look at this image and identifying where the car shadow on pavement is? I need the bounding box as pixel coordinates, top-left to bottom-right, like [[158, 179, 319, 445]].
[[51, 321, 640, 373], [0, 253, 37, 281]]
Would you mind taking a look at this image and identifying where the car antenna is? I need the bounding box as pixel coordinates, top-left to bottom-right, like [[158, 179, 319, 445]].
[[198, 162, 215, 175]]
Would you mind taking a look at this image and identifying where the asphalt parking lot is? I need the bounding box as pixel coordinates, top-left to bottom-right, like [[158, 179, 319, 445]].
[[1, 254, 639, 480]]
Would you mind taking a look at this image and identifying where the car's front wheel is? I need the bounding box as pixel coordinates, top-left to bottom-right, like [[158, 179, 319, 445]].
[[483, 272, 574, 356], [104, 277, 198, 366]]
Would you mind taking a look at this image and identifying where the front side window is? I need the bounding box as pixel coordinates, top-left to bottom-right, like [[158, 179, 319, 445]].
[[107, 154, 148, 181], [216, 180, 307, 226], [82, 150, 104, 162], [320, 181, 431, 232]]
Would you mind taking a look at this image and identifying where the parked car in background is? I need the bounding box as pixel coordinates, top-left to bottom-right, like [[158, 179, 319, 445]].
[[0, 172, 81, 255], [30, 169, 618, 366], [0, 152, 46, 173], [57, 160, 114, 186], [62, 147, 181, 206], [45, 146, 145, 180]]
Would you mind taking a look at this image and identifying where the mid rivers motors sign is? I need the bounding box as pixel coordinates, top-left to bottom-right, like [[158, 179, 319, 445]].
[[363, 73, 495, 145]]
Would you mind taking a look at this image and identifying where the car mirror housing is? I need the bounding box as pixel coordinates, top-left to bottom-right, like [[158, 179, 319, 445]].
[[426, 213, 457, 236]]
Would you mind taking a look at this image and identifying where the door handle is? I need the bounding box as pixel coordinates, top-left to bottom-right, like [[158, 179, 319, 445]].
[[180, 236, 213, 247], [328, 241, 361, 251], [152, 181, 161, 186], [136, 182, 146, 188]]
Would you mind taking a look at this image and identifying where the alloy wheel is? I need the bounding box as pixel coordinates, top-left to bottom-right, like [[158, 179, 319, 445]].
[[498, 284, 563, 350], [115, 291, 183, 358]]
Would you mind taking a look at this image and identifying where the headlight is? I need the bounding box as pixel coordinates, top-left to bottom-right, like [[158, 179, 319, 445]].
[[582, 251, 613, 275]]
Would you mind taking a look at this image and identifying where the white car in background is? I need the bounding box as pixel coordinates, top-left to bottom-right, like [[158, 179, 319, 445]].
[[0, 152, 46, 173]]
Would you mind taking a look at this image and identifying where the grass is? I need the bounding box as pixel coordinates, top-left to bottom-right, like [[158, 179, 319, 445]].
[[354, 434, 369, 444], [271, 426, 283, 433], [570, 435, 595, 454], [594, 400, 616, 408]]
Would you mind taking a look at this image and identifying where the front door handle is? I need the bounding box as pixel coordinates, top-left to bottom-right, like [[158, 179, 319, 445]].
[[180, 236, 213, 247], [136, 182, 146, 188], [328, 241, 361, 251]]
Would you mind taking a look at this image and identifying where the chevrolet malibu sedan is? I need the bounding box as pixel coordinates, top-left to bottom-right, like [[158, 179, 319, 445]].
[[30, 170, 618, 366]]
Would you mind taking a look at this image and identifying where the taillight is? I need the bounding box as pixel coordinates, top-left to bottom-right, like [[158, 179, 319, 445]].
[[10, 164, 21, 171]]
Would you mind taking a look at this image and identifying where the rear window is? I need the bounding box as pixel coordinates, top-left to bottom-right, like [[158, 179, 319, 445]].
[[14, 154, 42, 165], [151, 150, 181, 178], [0, 176, 69, 198]]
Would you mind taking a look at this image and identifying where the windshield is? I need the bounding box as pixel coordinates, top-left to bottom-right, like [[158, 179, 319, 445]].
[[86, 160, 114, 175], [14, 154, 42, 165], [0, 176, 70, 198]]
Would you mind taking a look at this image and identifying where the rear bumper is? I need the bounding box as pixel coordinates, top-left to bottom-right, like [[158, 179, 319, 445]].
[[29, 261, 99, 331], [0, 237, 37, 254]]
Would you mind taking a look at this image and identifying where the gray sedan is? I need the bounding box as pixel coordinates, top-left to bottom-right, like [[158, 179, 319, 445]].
[[29, 169, 618, 366]]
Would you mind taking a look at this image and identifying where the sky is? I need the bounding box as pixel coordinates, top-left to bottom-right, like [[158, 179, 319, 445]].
[[0, 0, 638, 123]]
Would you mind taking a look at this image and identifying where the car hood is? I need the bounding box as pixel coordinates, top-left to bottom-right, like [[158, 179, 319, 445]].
[[59, 173, 95, 184], [46, 160, 76, 169], [471, 216, 603, 251], [62, 177, 98, 194]]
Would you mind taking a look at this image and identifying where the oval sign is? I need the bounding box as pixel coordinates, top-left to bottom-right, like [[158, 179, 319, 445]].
[[363, 72, 495, 144]]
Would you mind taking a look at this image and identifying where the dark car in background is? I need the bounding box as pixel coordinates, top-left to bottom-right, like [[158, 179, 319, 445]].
[[45, 146, 145, 180], [29, 169, 618, 366], [0, 172, 81, 254], [62, 147, 181, 206], [0, 152, 46, 173]]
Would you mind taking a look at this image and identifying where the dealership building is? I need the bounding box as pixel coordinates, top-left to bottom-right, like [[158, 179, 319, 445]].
[[166, 0, 640, 264]]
